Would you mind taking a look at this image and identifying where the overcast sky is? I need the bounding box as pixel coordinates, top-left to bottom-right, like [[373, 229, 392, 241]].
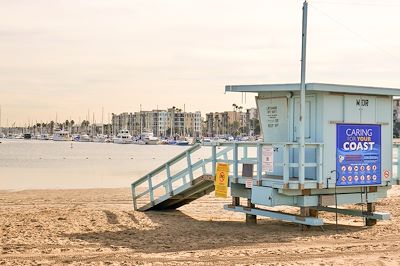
[[1, 0, 399, 126]]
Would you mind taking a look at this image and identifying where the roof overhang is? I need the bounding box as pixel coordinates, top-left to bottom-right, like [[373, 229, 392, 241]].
[[225, 82, 400, 96]]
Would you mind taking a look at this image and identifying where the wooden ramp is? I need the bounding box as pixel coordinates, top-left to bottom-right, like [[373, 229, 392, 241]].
[[139, 174, 214, 211], [131, 145, 232, 212]]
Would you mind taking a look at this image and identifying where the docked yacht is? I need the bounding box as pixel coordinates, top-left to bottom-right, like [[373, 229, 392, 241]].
[[93, 134, 107, 143], [53, 130, 71, 141], [140, 132, 159, 145], [78, 134, 91, 142], [113, 130, 133, 144], [175, 139, 189, 146], [133, 137, 146, 145], [202, 137, 212, 146], [40, 134, 50, 140]]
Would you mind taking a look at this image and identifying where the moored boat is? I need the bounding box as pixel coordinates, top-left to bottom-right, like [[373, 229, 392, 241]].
[[93, 134, 107, 143], [140, 131, 159, 145], [113, 130, 133, 144], [175, 139, 189, 146], [78, 134, 92, 142], [40, 134, 50, 140], [53, 130, 71, 141]]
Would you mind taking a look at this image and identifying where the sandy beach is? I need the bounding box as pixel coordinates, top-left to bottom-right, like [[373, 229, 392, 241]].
[[1, 186, 400, 265]]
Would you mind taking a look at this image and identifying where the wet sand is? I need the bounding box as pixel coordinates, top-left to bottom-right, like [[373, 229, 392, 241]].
[[1, 186, 400, 265]]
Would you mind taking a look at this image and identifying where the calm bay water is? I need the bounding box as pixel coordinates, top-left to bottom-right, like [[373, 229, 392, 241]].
[[0, 139, 211, 190]]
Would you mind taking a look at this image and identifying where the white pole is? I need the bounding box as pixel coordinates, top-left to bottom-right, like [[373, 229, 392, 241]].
[[299, 0, 308, 188]]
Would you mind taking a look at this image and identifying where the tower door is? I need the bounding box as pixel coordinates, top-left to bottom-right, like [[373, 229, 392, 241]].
[[292, 95, 316, 179], [293, 95, 316, 143]]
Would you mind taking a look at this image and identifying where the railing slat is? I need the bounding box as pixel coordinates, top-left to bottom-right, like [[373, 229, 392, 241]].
[[212, 145, 217, 176], [147, 175, 154, 204], [233, 143, 238, 179], [317, 145, 323, 185], [166, 163, 173, 195], [257, 143, 262, 180], [283, 144, 289, 185], [186, 151, 194, 183]]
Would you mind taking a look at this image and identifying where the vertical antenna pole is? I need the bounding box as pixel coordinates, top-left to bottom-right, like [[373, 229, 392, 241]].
[[299, 0, 308, 187]]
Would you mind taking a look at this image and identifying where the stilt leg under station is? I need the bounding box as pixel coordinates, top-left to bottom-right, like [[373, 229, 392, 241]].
[[300, 207, 310, 230], [246, 199, 257, 225], [366, 202, 377, 226]]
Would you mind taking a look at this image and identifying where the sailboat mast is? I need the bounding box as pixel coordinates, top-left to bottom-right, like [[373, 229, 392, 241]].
[[140, 104, 142, 135], [101, 106, 104, 135]]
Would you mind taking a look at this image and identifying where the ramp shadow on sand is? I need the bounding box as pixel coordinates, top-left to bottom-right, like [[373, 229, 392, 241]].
[[65, 209, 366, 253]]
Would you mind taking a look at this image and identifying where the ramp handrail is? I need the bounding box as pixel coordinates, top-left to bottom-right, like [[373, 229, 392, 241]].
[[206, 142, 324, 187], [132, 144, 202, 187], [131, 141, 324, 211]]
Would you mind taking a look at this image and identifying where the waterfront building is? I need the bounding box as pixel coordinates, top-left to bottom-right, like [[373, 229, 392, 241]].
[[183, 111, 202, 137], [205, 109, 258, 137], [112, 108, 202, 138], [245, 107, 259, 136]]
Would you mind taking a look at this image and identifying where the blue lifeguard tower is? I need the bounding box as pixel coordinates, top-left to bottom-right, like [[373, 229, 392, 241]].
[[131, 1, 399, 226]]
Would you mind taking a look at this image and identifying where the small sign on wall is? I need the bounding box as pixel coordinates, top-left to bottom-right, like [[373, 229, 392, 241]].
[[245, 179, 253, 188], [262, 146, 274, 173]]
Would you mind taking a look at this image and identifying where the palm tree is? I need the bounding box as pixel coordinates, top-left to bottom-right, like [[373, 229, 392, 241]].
[[81, 120, 89, 133], [70, 120, 75, 134], [64, 120, 70, 131], [49, 121, 55, 134]]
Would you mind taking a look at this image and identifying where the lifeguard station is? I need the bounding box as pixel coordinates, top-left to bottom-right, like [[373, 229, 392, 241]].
[[130, 1, 399, 226]]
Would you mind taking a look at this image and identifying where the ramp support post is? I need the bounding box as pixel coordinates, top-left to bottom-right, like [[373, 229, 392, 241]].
[[366, 202, 377, 226], [232, 197, 240, 206], [300, 207, 310, 231]]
